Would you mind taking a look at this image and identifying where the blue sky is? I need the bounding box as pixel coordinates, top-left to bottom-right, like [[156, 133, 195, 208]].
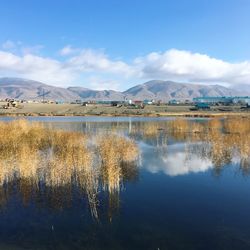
[[0, 0, 250, 90]]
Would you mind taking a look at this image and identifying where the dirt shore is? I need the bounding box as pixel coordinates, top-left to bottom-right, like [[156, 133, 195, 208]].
[[0, 102, 250, 118]]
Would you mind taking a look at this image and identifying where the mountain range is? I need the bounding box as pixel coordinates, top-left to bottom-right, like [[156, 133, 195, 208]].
[[0, 77, 248, 102]]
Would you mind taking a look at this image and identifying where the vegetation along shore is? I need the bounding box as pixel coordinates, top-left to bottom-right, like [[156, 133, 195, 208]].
[[1, 102, 250, 118]]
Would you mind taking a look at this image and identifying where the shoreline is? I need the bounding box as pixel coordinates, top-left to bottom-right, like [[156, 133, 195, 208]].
[[1, 102, 250, 118], [1, 111, 250, 118]]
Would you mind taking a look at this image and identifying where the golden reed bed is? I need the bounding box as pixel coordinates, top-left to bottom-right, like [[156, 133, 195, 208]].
[[0, 120, 139, 219], [0, 117, 249, 218]]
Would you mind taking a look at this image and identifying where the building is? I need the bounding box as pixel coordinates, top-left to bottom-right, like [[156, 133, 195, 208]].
[[169, 99, 180, 105], [143, 99, 155, 105], [193, 96, 250, 106], [232, 97, 250, 106], [193, 97, 233, 105]]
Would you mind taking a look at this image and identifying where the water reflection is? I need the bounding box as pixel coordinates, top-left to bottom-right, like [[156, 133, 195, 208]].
[[1, 117, 250, 249], [0, 120, 139, 220], [142, 142, 213, 176], [136, 118, 250, 177], [0, 117, 250, 218]]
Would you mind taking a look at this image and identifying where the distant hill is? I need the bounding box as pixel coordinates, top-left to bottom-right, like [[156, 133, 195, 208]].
[[123, 80, 244, 101], [0, 77, 246, 101], [68, 87, 124, 101], [0, 77, 79, 101], [231, 84, 250, 95]]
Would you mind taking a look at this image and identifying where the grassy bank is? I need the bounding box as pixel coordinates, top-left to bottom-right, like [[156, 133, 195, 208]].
[[1, 102, 250, 118]]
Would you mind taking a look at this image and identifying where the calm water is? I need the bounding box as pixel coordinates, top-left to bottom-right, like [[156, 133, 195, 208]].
[[0, 116, 250, 250]]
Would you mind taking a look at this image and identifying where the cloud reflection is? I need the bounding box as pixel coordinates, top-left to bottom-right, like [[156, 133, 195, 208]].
[[142, 143, 213, 176]]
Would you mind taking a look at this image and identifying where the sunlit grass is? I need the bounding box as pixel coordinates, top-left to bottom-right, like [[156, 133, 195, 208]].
[[97, 134, 139, 193], [224, 117, 250, 134], [0, 117, 250, 216], [0, 119, 140, 218], [207, 118, 222, 131]]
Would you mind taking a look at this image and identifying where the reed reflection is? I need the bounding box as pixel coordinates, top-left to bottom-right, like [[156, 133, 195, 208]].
[[0, 120, 139, 220], [0, 117, 250, 219], [134, 118, 250, 177]]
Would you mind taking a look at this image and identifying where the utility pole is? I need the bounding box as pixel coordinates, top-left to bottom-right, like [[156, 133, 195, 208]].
[[42, 89, 47, 103], [42, 89, 45, 103]]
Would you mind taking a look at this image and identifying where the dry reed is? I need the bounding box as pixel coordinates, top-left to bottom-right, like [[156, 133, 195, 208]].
[[97, 134, 139, 193], [0, 119, 139, 218]]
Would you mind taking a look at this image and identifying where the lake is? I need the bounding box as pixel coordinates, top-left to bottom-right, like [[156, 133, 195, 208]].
[[0, 116, 250, 250]]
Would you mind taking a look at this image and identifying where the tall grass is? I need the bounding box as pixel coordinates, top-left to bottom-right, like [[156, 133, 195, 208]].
[[0, 117, 250, 215], [97, 134, 139, 193], [148, 118, 250, 172], [0, 119, 139, 218], [224, 117, 250, 134]]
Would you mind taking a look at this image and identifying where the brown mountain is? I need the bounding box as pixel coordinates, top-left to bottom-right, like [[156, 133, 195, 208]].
[[0, 77, 78, 101], [0, 78, 246, 101], [68, 87, 124, 101], [123, 80, 245, 101]]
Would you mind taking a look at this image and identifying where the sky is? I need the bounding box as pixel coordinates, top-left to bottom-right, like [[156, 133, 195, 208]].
[[0, 0, 250, 90]]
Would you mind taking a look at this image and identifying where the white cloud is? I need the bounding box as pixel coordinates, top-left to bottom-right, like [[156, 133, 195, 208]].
[[68, 49, 133, 76], [59, 45, 79, 56], [1, 46, 250, 89], [21, 45, 44, 55], [2, 40, 16, 50], [86, 76, 121, 90], [2, 40, 43, 55], [0, 51, 75, 86], [134, 49, 250, 85]]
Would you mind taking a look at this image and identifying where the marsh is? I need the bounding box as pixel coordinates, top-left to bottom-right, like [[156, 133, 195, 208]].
[[0, 116, 250, 250]]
